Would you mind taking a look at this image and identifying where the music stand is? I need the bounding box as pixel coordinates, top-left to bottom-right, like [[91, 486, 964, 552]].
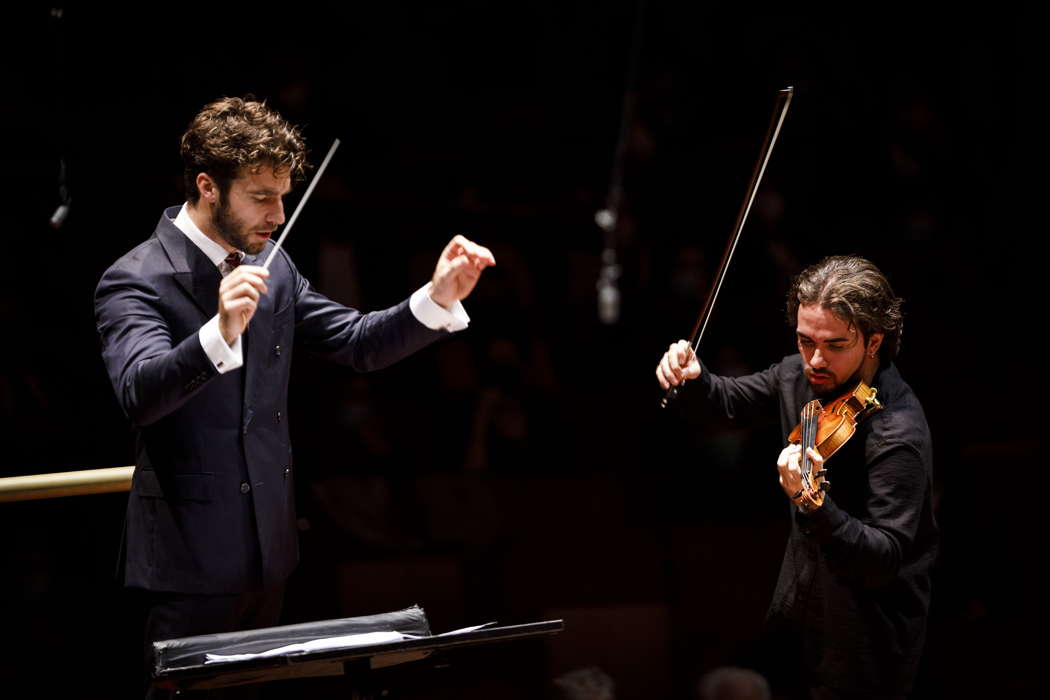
[[152, 605, 563, 698]]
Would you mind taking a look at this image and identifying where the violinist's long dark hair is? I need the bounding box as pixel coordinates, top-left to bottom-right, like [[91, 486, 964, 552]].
[[786, 256, 904, 361]]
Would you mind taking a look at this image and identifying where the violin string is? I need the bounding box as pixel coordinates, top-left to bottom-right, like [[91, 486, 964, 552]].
[[803, 402, 816, 487], [800, 403, 810, 487], [808, 405, 815, 484]]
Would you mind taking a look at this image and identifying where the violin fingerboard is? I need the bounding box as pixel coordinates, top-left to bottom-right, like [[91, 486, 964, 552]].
[[800, 400, 821, 484]]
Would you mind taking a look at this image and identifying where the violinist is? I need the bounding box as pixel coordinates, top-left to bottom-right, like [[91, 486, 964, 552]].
[[656, 255, 936, 700], [95, 97, 495, 698]]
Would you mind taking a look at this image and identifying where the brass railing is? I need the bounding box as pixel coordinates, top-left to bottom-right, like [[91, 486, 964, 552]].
[[0, 466, 134, 502]]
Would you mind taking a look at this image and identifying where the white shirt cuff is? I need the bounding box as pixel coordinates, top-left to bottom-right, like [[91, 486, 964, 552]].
[[199, 315, 244, 373], [409, 283, 469, 332]]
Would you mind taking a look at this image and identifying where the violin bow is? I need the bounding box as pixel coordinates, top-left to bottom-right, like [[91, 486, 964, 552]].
[[661, 86, 794, 408]]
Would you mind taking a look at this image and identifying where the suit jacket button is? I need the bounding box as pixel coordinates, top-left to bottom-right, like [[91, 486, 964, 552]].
[[276, 411, 282, 423], [274, 345, 281, 356], [284, 467, 291, 478], [240, 482, 251, 494]]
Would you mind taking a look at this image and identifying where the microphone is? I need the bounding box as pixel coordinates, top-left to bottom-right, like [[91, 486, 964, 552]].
[[49, 12, 71, 230], [595, 209, 621, 325], [50, 158, 71, 230], [50, 201, 71, 229]]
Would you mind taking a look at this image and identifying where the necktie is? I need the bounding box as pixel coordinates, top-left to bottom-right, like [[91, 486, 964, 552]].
[[220, 252, 242, 277]]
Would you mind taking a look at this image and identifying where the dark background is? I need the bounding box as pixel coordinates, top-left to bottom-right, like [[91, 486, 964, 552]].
[[0, 4, 1039, 699]]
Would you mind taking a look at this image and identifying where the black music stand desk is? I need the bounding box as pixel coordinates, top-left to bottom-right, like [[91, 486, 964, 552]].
[[152, 606, 563, 696]]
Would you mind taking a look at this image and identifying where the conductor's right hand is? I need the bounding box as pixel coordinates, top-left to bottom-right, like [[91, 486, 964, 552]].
[[655, 340, 701, 390], [219, 265, 269, 346]]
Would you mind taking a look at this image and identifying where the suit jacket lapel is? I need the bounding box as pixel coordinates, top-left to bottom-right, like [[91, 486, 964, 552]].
[[241, 252, 272, 435], [154, 208, 271, 434], [155, 209, 222, 320]]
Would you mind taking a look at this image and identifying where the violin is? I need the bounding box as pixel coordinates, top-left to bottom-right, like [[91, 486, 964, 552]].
[[787, 380, 882, 511]]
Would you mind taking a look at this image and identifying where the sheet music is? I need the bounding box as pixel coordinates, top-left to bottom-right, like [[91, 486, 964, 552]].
[[204, 631, 405, 663], [203, 621, 498, 664]]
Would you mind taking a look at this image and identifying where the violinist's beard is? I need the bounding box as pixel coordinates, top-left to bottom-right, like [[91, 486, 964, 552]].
[[807, 367, 862, 399]]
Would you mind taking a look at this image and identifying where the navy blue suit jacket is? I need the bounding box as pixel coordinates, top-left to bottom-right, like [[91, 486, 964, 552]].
[[96, 207, 446, 594]]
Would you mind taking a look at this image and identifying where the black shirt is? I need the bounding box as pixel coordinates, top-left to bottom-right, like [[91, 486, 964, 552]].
[[696, 355, 938, 697]]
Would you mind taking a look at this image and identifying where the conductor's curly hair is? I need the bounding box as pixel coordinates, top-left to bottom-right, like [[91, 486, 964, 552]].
[[180, 96, 309, 203], [786, 255, 904, 361]]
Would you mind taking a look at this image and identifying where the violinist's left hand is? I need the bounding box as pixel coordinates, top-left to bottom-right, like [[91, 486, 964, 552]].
[[429, 235, 496, 309], [777, 444, 823, 508]]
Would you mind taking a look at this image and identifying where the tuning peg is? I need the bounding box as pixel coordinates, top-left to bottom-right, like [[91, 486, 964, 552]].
[[820, 481, 831, 492], [816, 469, 828, 478]]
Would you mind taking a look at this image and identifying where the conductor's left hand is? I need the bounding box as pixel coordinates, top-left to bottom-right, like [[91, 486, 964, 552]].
[[429, 234, 496, 308]]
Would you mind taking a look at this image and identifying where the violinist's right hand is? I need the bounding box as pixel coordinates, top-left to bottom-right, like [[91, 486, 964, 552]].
[[656, 340, 701, 390]]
